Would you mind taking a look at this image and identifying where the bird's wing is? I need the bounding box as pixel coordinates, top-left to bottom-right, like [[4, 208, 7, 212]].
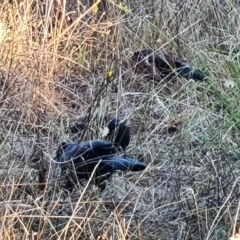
[[53, 142, 82, 163], [80, 140, 114, 150], [54, 140, 116, 164]]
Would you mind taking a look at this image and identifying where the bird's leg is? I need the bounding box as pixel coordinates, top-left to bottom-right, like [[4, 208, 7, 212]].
[[99, 181, 107, 192], [97, 172, 113, 192], [61, 171, 76, 193]]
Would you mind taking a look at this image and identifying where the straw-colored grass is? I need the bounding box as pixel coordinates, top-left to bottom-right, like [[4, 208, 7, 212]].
[[0, 0, 240, 239]]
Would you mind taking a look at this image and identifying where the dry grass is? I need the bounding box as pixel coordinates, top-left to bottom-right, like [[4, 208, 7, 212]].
[[0, 0, 240, 239]]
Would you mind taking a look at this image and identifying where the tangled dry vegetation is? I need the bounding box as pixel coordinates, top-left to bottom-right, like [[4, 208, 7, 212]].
[[0, 0, 240, 239]]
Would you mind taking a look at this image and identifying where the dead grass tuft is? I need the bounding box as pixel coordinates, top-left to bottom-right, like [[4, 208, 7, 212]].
[[0, 0, 240, 239]]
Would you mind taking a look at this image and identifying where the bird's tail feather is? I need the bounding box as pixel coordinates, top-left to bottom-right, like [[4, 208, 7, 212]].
[[176, 66, 206, 81], [103, 156, 146, 172]]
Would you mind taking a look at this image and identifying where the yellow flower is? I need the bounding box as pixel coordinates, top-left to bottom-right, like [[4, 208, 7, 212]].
[[106, 71, 114, 79]]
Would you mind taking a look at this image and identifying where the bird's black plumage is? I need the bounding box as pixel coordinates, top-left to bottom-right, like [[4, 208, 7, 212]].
[[132, 49, 206, 81], [107, 117, 130, 151], [54, 140, 146, 191], [71, 123, 85, 134]]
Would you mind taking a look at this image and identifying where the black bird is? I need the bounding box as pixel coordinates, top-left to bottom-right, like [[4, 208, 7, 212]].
[[71, 123, 85, 134], [107, 117, 130, 151], [70, 117, 131, 151], [54, 140, 146, 191], [132, 49, 206, 81]]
